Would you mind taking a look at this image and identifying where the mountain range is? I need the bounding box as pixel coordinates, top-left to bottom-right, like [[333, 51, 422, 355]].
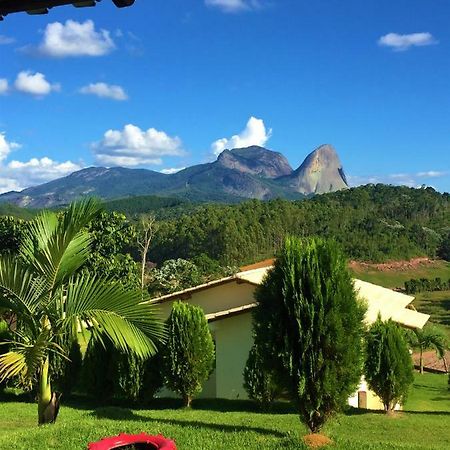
[[0, 144, 349, 208]]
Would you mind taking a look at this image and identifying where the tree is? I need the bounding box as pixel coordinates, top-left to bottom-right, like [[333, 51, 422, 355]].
[[406, 325, 448, 374], [438, 232, 450, 261], [136, 215, 157, 290], [0, 199, 165, 425], [148, 259, 201, 297], [253, 236, 366, 433], [364, 318, 414, 414], [164, 301, 215, 407]]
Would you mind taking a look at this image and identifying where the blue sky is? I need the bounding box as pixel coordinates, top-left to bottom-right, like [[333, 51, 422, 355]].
[[0, 0, 449, 193]]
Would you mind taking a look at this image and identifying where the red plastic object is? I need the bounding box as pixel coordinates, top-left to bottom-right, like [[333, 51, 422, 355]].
[[88, 432, 177, 450]]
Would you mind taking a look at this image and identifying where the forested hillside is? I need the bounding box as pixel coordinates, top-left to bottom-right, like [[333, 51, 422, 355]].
[[1, 184, 449, 267], [150, 184, 450, 265]]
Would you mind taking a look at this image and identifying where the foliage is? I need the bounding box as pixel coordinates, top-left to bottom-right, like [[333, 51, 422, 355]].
[[243, 343, 280, 408], [253, 236, 366, 432], [82, 337, 164, 403], [0, 217, 27, 256], [404, 277, 450, 294], [0, 199, 165, 424], [52, 340, 82, 396], [405, 325, 448, 374], [148, 259, 202, 296], [364, 318, 414, 412], [85, 211, 140, 287], [438, 232, 450, 261], [163, 301, 215, 407], [151, 185, 450, 266]]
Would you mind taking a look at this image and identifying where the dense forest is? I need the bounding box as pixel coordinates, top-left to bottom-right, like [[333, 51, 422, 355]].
[[151, 184, 450, 265], [1, 185, 449, 279]]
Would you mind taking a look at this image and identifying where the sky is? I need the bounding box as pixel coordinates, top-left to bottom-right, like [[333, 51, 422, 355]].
[[0, 0, 450, 193]]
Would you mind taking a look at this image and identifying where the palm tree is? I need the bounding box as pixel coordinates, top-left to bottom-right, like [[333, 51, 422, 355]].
[[407, 325, 448, 374], [0, 199, 165, 425]]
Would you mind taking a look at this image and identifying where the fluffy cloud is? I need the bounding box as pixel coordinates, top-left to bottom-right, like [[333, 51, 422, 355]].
[[378, 32, 437, 51], [205, 0, 261, 12], [79, 82, 128, 101], [37, 20, 115, 57], [348, 170, 448, 188], [92, 124, 185, 167], [14, 71, 60, 96], [211, 116, 272, 156], [0, 133, 81, 193], [160, 167, 186, 174], [0, 79, 8, 95], [0, 133, 21, 162]]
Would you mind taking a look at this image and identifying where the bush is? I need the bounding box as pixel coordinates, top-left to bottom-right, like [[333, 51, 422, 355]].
[[52, 340, 82, 396], [163, 301, 215, 407], [243, 344, 281, 408], [253, 236, 366, 432], [364, 318, 414, 413]]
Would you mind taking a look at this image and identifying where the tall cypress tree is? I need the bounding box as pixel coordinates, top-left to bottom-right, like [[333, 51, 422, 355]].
[[364, 318, 414, 413], [164, 301, 215, 407], [253, 236, 366, 433]]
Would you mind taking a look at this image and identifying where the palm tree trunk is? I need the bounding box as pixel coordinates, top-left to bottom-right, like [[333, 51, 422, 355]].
[[38, 357, 61, 425]]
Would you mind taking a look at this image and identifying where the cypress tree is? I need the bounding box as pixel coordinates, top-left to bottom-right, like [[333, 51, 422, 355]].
[[253, 236, 366, 433], [364, 318, 414, 414], [164, 301, 215, 407]]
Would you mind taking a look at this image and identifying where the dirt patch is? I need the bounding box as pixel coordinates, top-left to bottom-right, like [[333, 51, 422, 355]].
[[349, 257, 437, 272], [303, 434, 333, 448]]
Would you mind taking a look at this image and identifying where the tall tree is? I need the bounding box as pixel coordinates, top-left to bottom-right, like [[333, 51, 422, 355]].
[[0, 199, 165, 425], [164, 301, 215, 407], [253, 236, 366, 433], [364, 318, 414, 414]]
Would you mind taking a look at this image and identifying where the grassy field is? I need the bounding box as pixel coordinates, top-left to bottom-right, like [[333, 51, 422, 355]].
[[0, 373, 449, 450], [350, 260, 450, 289]]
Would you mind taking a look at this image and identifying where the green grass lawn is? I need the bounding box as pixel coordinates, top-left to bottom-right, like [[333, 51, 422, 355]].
[[1, 373, 449, 450]]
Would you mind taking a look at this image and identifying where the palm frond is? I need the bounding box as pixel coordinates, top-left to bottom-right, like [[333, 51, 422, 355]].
[[0, 329, 55, 385], [0, 256, 46, 327], [62, 274, 165, 358], [19, 199, 102, 291]]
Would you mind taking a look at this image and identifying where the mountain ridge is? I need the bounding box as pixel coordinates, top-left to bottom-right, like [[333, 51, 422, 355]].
[[0, 144, 349, 207]]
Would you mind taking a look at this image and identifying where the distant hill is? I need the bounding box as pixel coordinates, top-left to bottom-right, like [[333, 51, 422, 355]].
[[0, 144, 349, 208]]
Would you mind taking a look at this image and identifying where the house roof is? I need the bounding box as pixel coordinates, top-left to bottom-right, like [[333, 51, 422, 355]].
[[149, 263, 430, 329]]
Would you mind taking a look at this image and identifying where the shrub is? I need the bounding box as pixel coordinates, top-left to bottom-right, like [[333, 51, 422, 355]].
[[243, 344, 281, 408], [163, 301, 215, 407], [364, 318, 414, 413], [253, 236, 366, 432], [52, 340, 82, 396]]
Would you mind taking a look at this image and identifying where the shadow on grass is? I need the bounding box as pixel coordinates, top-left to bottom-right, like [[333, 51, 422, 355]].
[[65, 395, 297, 415], [90, 406, 287, 438], [345, 407, 450, 416]]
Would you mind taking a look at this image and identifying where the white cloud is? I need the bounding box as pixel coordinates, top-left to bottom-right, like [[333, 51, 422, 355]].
[[0, 133, 81, 193], [92, 124, 185, 167], [348, 170, 448, 188], [0, 79, 8, 95], [0, 133, 21, 162], [37, 20, 115, 57], [160, 167, 185, 174], [79, 82, 128, 101], [378, 32, 437, 51], [0, 35, 15, 45], [211, 116, 272, 156], [205, 0, 261, 13], [14, 71, 60, 97]]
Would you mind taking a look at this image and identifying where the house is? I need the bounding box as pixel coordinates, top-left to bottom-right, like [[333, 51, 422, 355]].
[[149, 260, 430, 409]]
